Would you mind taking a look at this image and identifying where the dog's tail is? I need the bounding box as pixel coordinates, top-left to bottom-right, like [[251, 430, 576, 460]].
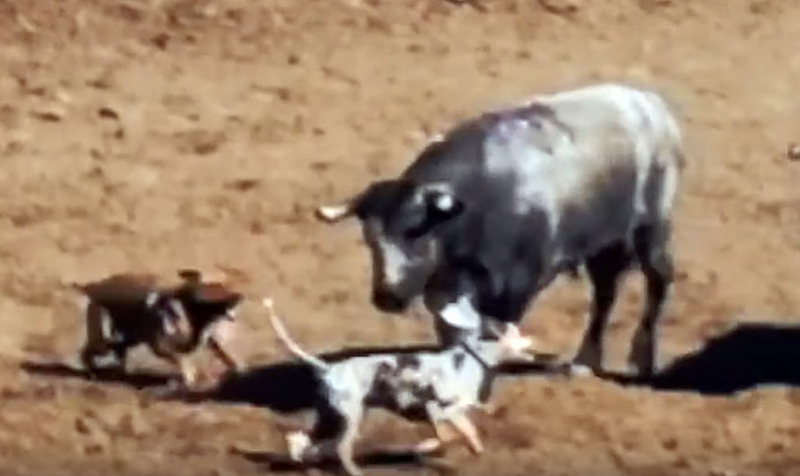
[[261, 298, 330, 373]]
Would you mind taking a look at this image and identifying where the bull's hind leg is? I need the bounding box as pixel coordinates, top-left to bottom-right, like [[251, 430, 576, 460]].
[[572, 243, 633, 375], [629, 221, 674, 377]]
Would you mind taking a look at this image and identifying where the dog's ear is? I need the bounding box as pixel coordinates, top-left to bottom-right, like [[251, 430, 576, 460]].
[[192, 284, 243, 306], [177, 269, 203, 284]]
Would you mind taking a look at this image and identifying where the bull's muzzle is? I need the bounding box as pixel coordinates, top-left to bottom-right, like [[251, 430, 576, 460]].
[[371, 287, 410, 314]]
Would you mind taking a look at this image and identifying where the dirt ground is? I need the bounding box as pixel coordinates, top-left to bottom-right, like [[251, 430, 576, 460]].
[[2, 0, 800, 475]]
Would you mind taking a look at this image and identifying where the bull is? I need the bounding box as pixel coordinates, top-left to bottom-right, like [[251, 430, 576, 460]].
[[315, 83, 686, 377]]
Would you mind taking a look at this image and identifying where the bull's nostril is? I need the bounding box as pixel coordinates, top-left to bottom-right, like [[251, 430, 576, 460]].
[[372, 289, 406, 313]]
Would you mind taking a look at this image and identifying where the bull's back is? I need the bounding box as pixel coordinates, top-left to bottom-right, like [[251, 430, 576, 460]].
[[507, 84, 684, 258], [540, 83, 684, 171], [397, 83, 684, 245]]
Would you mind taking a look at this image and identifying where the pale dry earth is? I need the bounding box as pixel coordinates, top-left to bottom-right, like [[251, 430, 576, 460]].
[[1, 1, 800, 475]]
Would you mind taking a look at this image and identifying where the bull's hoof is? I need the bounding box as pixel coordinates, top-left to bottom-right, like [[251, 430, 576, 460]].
[[627, 361, 656, 379], [567, 363, 596, 378], [570, 344, 604, 375], [626, 343, 656, 378]]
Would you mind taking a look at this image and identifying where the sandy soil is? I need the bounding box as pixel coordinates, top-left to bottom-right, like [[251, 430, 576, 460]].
[[2, 0, 800, 475]]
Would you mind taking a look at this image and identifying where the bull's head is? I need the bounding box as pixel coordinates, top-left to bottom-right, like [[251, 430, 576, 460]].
[[316, 179, 466, 313]]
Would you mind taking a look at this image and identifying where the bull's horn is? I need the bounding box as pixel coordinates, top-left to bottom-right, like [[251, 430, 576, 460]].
[[315, 203, 353, 223]]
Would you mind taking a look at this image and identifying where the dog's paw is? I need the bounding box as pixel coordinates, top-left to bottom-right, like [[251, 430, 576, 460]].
[[286, 431, 311, 462], [414, 438, 446, 456]]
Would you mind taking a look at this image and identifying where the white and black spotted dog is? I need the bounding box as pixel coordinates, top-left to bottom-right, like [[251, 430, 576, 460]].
[[261, 298, 535, 476]]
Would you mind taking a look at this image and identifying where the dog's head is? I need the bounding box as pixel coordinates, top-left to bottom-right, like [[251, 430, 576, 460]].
[[144, 290, 194, 341], [174, 280, 244, 325], [487, 322, 535, 361]]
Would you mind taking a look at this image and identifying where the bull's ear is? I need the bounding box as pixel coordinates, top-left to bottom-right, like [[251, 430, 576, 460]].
[[405, 183, 465, 239], [419, 182, 465, 222]]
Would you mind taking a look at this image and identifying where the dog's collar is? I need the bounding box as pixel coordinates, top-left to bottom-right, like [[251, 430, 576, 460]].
[[457, 340, 492, 370]]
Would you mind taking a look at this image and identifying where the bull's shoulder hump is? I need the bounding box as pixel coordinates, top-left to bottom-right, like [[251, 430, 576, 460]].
[[402, 116, 493, 182], [548, 84, 676, 129]]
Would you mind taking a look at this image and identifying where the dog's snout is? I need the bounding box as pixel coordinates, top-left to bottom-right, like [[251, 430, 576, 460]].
[[372, 288, 408, 313]]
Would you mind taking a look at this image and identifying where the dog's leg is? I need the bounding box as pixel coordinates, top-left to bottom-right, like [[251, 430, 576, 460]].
[[413, 402, 457, 455], [335, 406, 364, 476], [149, 330, 201, 390], [414, 420, 456, 455], [306, 401, 364, 476], [447, 412, 484, 455], [155, 351, 199, 390], [176, 355, 198, 388], [475, 402, 500, 417], [110, 340, 131, 372], [80, 302, 112, 377], [300, 429, 362, 476], [286, 431, 312, 462], [207, 334, 241, 373]]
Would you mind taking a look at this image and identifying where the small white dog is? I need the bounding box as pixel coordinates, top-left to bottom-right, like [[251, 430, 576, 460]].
[[262, 298, 534, 476]]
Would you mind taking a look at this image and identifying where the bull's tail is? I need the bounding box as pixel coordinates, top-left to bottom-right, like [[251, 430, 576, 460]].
[[642, 87, 688, 173], [261, 298, 330, 373]]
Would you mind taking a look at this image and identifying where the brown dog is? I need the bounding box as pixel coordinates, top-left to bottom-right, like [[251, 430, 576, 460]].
[[71, 269, 244, 389]]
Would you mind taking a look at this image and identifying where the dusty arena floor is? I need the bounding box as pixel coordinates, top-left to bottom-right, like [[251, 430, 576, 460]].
[[2, 0, 800, 475]]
